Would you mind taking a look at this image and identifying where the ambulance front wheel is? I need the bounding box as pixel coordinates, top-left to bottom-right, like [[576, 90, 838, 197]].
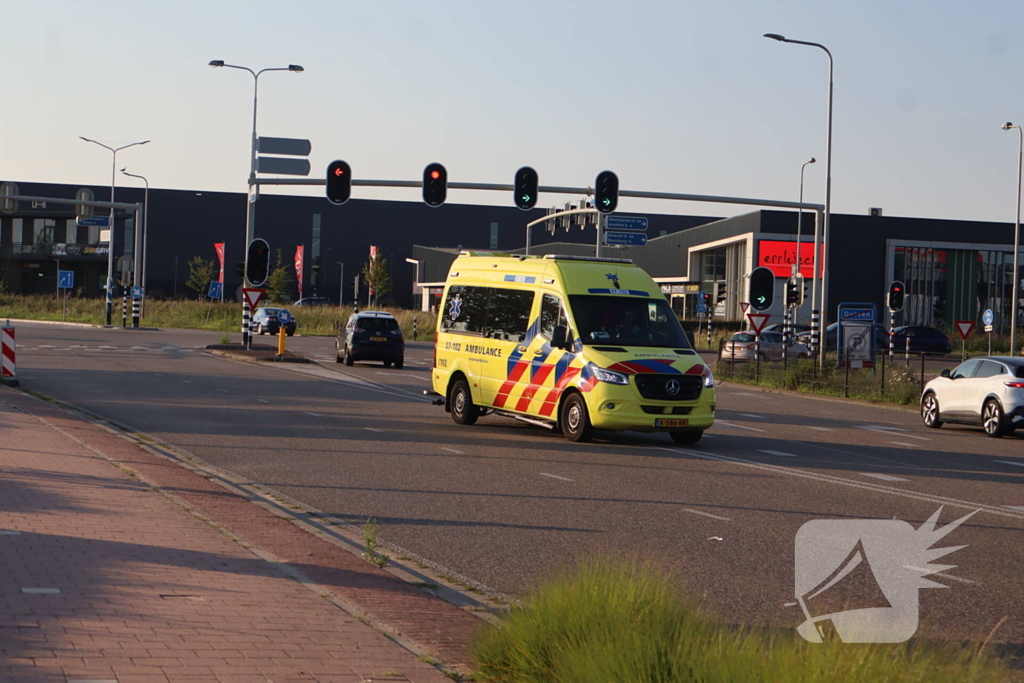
[[450, 379, 480, 426], [670, 430, 703, 445], [560, 393, 594, 443]]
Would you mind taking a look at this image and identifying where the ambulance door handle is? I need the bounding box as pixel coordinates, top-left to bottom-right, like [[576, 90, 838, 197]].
[[518, 346, 528, 353]]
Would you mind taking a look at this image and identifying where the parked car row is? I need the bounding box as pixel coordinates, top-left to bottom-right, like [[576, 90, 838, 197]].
[[720, 331, 810, 362], [794, 324, 952, 355]]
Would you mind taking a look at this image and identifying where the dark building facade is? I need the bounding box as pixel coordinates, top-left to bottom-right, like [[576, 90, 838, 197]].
[[0, 180, 716, 308]]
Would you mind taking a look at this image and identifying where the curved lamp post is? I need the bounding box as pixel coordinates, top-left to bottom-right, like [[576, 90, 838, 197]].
[[765, 33, 833, 367], [1003, 122, 1022, 355], [121, 168, 149, 316]]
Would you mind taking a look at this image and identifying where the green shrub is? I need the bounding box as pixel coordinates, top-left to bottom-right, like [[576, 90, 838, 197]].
[[473, 559, 1008, 683]]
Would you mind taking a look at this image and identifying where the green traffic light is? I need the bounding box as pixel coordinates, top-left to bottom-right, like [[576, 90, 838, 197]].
[[602, 197, 611, 206], [522, 194, 530, 203]]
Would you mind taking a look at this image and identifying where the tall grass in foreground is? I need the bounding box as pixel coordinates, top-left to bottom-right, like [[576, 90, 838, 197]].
[[473, 560, 1008, 683]]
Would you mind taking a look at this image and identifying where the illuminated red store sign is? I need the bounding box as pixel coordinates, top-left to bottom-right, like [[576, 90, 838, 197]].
[[757, 240, 824, 278]]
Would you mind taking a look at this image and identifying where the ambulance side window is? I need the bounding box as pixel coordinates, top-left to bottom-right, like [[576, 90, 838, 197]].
[[487, 288, 534, 343], [540, 293, 569, 340], [440, 285, 488, 336]]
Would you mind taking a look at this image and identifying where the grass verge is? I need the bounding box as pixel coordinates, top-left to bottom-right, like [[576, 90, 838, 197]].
[[473, 559, 1009, 682]]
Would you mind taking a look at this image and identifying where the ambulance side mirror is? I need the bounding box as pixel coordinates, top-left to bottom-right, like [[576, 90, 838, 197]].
[[551, 325, 571, 351]]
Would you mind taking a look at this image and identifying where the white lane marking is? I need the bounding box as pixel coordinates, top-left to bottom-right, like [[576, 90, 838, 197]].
[[682, 508, 732, 521], [162, 347, 178, 351], [439, 447, 464, 455], [39, 344, 55, 348], [131, 346, 147, 350], [758, 449, 797, 457], [739, 413, 763, 419], [539, 472, 574, 482], [1005, 506, 1024, 512], [896, 434, 931, 441], [70, 345, 87, 348], [996, 461, 1024, 468], [217, 389, 229, 393], [256, 399, 270, 404], [306, 412, 322, 417], [377, 372, 431, 381], [859, 425, 907, 433], [859, 473, 909, 482], [0, 530, 22, 535], [904, 565, 979, 585], [99, 345, 117, 350], [21, 588, 60, 594], [364, 427, 383, 433], [888, 441, 922, 448], [806, 426, 835, 431], [715, 420, 765, 433]]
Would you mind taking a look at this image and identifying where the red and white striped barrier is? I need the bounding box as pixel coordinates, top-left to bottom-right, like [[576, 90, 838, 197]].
[[1, 322, 17, 387]]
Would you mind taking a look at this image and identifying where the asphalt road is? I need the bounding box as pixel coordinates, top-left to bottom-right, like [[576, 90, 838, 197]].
[[9, 321, 1024, 646]]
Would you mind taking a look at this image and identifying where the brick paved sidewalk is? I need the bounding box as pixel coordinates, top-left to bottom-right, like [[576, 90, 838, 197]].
[[0, 388, 460, 683]]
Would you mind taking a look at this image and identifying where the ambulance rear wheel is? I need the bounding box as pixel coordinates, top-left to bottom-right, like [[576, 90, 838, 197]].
[[670, 430, 703, 445], [560, 393, 593, 443], [450, 379, 479, 425]]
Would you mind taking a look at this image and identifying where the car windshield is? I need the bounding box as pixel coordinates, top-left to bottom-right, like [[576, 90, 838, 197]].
[[568, 296, 691, 348], [358, 317, 398, 332], [730, 333, 756, 342], [260, 309, 282, 316]]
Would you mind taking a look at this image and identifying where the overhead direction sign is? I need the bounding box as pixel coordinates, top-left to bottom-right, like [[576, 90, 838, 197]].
[[257, 137, 311, 157], [242, 288, 266, 310], [605, 215, 648, 232], [76, 215, 110, 227], [603, 230, 648, 247], [208, 281, 223, 300], [58, 270, 74, 289], [256, 157, 311, 176], [954, 320, 975, 339], [747, 312, 771, 334]]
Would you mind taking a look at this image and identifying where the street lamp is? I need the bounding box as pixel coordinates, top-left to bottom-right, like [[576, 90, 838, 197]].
[[80, 137, 150, 325], [208, 59, 304, 345], [795, 157, 817, 279], [765, 33, 833, 367], [1003, 122, 1022, 355], [121, 168, 149, 316]]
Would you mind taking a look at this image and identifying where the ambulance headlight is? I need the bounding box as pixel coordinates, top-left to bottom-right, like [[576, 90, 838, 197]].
[[593, 368, 630, 385], [702, 367, 715, 388]]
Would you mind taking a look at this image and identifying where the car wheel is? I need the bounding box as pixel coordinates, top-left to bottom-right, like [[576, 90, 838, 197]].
[[921, 392, 943, 428], [335, 341, 343, 363], [670, 430, 703, 445], [983, 399, 1007, 438], [395, 357, 404, 370], [286, 329, 294, 337], [450, 379, 479, 425], [256, 323, 264, 335], [560, 392, 593, 443], [383, 360, 392, 367], [344, 345, 354, 367]]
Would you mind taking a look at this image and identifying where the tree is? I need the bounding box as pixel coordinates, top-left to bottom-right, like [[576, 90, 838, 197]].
[[361, 255, 391, 307], [266, 249, 293, 304], [185, 256, 216, 299]]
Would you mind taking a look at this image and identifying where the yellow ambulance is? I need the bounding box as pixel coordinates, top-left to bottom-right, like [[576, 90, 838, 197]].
[[430, 252, 715, 444]]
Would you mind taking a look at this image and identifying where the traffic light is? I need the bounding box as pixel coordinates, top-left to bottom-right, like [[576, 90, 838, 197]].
[[326, 160, 352, 205], [246, 238, 270, 287], [749, 266, 775, 311], [422, 162, 448, 207], [595, 170, 619, 214], [785, 274, 805, 307], [513, 166, 539, 210], [887, 280, 905, 312]]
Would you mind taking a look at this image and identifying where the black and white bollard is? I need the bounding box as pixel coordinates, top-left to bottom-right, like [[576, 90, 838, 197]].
[[132, 296, 140, 329], [810, 309, 820, 359], [242, 301, 251, 349], [122, 290, 128, 327]]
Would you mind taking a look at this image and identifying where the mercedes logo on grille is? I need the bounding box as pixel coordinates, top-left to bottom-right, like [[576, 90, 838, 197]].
[[665, 379, 681, 396]]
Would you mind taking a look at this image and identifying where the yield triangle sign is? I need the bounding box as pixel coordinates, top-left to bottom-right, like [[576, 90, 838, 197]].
[[740, 302, 750, 313], [747, 312, 771, 334], [242, 287, 265, 310], [954, 320, 975, 340]]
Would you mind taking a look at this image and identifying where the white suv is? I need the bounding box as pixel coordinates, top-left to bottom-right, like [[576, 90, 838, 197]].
[[921, 356, 1024, 437]]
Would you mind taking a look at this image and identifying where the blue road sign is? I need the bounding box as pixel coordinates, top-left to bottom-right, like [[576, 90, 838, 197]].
[[696, 302, 708, 314], [57, 270, 74, 289], [76, 215, 110, 227], [603, 230, 648, 247], [207, 281, 223, 300], [131, 286, 144, 299], [276, 309, 292, 324], [839, 307, 875, 322], [605, 215, 648, 232], [982, 308, 994, 326]]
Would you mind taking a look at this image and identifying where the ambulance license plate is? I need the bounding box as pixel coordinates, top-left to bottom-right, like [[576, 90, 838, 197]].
[[655, 418, 689, 428], [371, 336, 388, 342]]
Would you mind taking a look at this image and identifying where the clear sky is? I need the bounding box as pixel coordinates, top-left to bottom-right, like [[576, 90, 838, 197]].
[[3, 0, 1023, 223]]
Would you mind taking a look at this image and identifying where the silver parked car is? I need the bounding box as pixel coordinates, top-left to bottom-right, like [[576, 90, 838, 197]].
[[720, 331, 810, 362], [921, 356, 1024, 437]]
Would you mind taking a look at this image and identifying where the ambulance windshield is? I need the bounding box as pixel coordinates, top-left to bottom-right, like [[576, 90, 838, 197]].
[[569, 296, 692, 349]]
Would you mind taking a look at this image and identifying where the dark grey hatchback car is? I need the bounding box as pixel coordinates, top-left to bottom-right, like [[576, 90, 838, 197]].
[[336, 311, 405, 368]]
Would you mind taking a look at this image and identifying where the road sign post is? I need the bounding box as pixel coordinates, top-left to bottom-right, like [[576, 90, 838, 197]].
[[983, 308, 994, 355], [955, 320, 975, 361], [837, 303, 878, 370]]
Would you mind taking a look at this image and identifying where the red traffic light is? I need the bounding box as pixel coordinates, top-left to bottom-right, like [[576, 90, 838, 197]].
[[326, 160, 352, 205], [334, 167, 345, 176], [422, 163, 448, 207], [430, 170, 441, 179]]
